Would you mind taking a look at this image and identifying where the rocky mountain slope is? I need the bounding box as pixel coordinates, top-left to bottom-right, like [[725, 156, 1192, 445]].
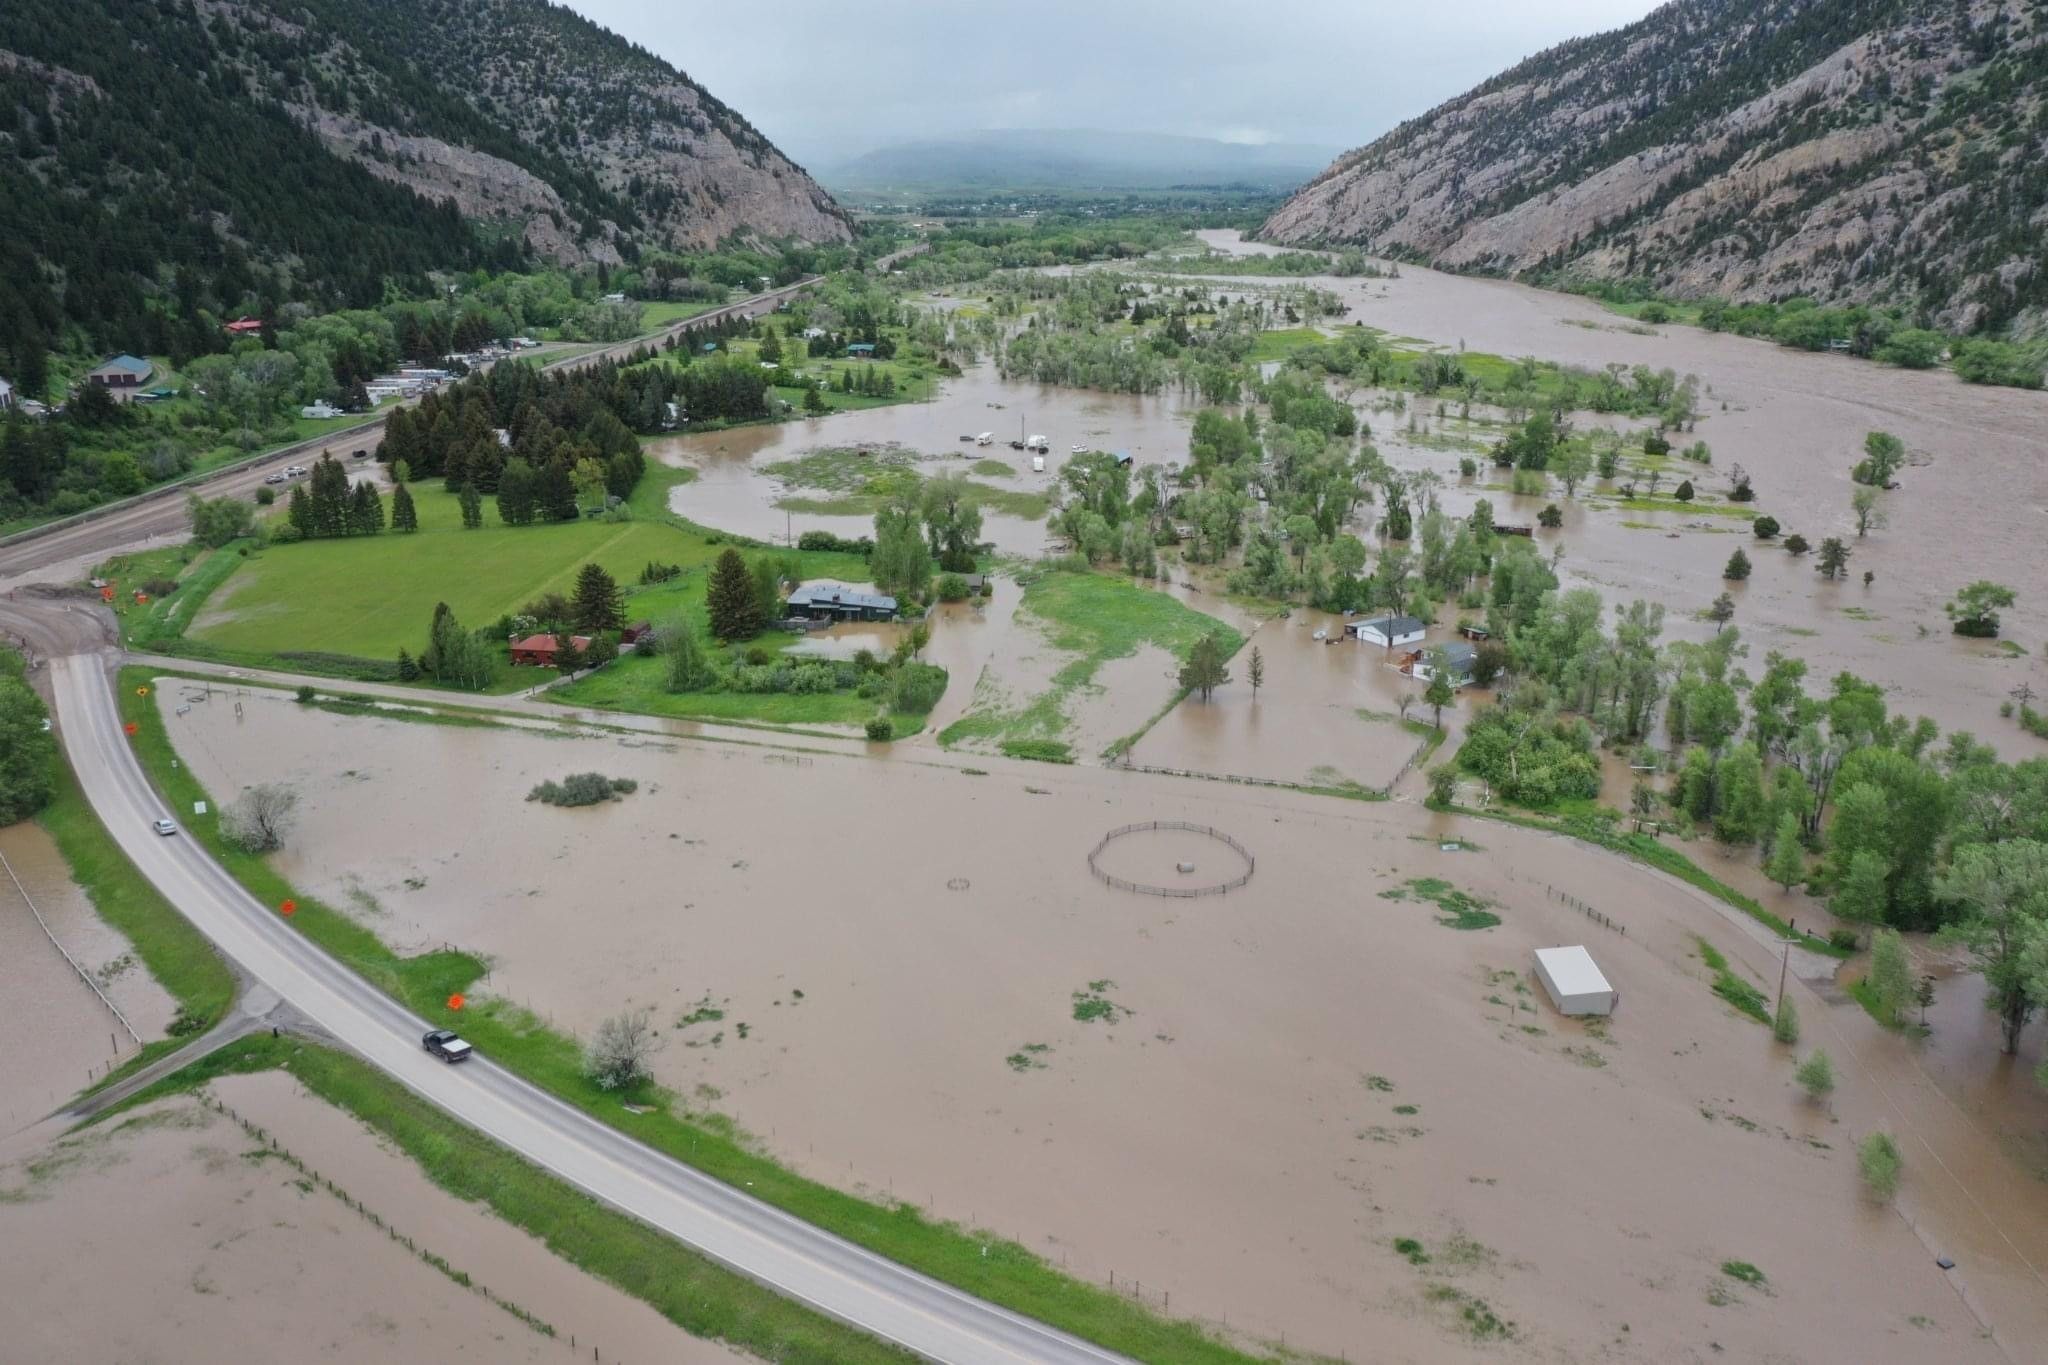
[[1263, 0, 2047, 331], [0, 0, 848, 350]]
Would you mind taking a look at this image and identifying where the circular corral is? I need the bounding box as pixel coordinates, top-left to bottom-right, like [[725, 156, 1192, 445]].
[[1087, 821, 1255, 898]]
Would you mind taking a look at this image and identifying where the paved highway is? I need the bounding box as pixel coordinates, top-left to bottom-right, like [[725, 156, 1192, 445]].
[[39, 645, 1130, 1364], [0, 278, 820, 581]]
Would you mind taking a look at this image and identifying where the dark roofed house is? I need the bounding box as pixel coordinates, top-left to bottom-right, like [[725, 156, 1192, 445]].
[[87, 354, 154, 389], [784, 581, 898, 623], [845, 343, 877, 359], [1405, 641, 1479, 687], [509, 633, 592, 667]]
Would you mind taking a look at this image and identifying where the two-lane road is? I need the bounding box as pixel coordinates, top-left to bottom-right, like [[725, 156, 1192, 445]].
[[49, 650, 1131, 1365], [0, 278, 819, 583]]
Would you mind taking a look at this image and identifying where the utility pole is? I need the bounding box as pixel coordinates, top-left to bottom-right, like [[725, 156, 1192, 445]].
[[1775, 939, 1791, 1014]]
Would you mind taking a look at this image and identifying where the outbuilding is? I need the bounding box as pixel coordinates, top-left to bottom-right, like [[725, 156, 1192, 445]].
[[1406, 640, 1478, 687], [1350, 614, 1426, 649], [87, 354, 154, 389], [1533, 946, 1616, 1017]]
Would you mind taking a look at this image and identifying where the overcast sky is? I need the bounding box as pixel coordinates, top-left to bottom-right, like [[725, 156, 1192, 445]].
[[563, 0, 1663, 167]]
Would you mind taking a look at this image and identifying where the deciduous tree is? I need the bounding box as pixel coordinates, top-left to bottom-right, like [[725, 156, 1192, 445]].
[[1179, 631, 1231, 701]]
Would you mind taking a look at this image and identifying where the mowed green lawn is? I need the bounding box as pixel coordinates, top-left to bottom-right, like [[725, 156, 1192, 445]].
[[191, 476, 879, 667], [191, 482, 726, 660]]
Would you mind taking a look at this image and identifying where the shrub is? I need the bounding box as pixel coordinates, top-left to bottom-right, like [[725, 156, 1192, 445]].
[[864, 714, 894, 741], [1537, 503, 1562, 528], [255, 486, 276, 506], [1858, 1132, 1901, 1200], [1795, 1049, 1834, 1099], [526, 773, 637, 807], [584, 1009, 662, 1091], [1782, 533, 1810, 555], [889, 661, 948, 714], [1674, 479, 1694, 502], [295, 685, 315, 704], [1458, 457, 1478, 478], [744, 645, 773, 666], [796, 529, 875, 555], [639, 561, 683, 584], [935, 573, 971, 602], [1642, 430, 1671, 456], [1828, 927, 1860, 952], [1772, 993, 1799, 1045], [1751, 515, 1779, 539], [1426, 765, 1458, 809]]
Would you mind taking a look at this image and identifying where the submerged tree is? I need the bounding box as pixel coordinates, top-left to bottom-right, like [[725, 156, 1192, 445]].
[[1179, 631, 1232, 702]]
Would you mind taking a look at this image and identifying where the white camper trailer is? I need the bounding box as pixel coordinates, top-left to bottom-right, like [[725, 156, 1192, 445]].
[[1532, 946, 1616, 1017], [1031, 455, 1046, 473], [976, 432, 994, 446]]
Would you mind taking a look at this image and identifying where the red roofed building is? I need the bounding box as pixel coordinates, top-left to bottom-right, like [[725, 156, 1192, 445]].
[[509, 633, 592, 667], [224, 317, 265, 336]]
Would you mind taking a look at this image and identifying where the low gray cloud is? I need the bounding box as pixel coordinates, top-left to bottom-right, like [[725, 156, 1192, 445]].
[[565, 0, 1661, 167]]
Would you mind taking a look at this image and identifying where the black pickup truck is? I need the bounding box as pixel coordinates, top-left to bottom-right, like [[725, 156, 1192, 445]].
[[421, 1029, 474, 1063]]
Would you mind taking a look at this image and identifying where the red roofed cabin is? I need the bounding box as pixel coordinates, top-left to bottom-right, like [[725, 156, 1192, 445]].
[[224, 317, 265, 337], [509, 633, 592, 667]]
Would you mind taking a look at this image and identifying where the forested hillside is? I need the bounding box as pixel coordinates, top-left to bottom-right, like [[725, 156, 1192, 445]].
[[1263, 0, 2048, 333], [0, 0, 849, 394]]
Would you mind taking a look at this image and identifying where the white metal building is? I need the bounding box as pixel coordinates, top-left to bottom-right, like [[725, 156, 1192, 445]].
[[1533, 946, 1616, 1017]]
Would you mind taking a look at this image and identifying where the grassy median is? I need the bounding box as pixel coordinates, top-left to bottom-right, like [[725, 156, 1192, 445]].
[[116, 666, 1274, 1364]]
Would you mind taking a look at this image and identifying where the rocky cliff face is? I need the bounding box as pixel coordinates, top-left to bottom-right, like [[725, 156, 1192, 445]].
[[1263, 0, 2047, 331], [275, 0, 852, 258]]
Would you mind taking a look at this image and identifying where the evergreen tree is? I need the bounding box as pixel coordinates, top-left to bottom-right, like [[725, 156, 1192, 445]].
[[458, 481, 484, 529], [1178, 631, 1232, 701], [287, 482, 314, 536], [348, 481, 384, 534], [1248, 646, 1265, 697], [571, 563, 625, 632], [1723, 547, 1751, 581], [496, 459, 537, 526], [396, 647, 419, 681], [1817, 536, 1851, 580], [706, 548, 762, 641], [537, 459, 578, 521], [390, 481, 418, 532]]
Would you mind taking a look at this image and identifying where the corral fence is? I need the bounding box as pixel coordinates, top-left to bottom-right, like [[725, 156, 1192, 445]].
[[1547, 882, 1627, 937], [1087, 820, 1255, 898]]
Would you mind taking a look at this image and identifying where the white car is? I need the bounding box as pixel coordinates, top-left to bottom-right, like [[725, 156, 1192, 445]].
[[284, 465, 308, 477], [152, 818, 177, 836]]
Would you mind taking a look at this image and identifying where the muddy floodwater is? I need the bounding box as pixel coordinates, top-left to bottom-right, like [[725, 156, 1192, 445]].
[[1186, 230, 2048, 755], [0, 1071, 743, 1364], [653, 363, 1201, 555], [0, 822, 177, 1126], [155, 688, 2048, 1360]]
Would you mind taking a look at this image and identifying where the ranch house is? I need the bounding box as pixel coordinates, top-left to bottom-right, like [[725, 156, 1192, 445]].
[[1349, 614, 1426, 649], [785, 582, 898, 623]]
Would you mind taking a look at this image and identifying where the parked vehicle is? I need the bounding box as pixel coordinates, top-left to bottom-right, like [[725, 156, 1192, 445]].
[[975, 432, 994, 446], [284, 465, 307, 478], [1026, 434, 1049, 451], [422, 1029, 474, 1064], [263, 472, 287, 485], [152, 818, 177, 836], [1031, 455, 1046, 473]]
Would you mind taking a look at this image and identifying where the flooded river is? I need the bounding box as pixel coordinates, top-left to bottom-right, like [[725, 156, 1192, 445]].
[[1188, 229, 2048, 756], [151, 687, 2048, 1360]]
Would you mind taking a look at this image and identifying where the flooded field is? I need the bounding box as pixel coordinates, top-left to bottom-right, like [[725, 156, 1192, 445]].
[[1128, 606, 1446, 791], [0, 823, 177, 1127], [0, 1071, 742, 1364], [151, 688, 2048, 1360], [1186, 230, 2048, 755], [652, 363, 1200, 555]]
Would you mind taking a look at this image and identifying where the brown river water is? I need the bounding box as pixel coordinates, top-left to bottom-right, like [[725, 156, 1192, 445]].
[[1188, 229, 2048, 758], [150, 686, 2048, 1361], [0, 1071, 740, 1363], [1, 823, 176, 1128]]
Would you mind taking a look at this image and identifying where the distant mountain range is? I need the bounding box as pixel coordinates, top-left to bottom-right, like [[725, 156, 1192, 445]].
[[1263, 0, 2048, 331], [824, 129, 1343, 193]]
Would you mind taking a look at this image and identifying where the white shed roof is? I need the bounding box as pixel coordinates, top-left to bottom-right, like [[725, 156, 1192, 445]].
[[1534, 946, 1611, 997]]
